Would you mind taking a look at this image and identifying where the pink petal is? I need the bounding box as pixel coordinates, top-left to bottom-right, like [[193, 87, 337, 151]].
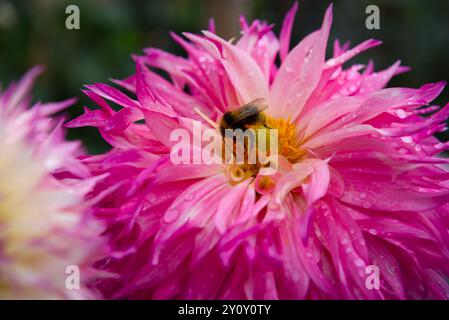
[[279, 1, 298, 62], [270, 5, 333, 120]]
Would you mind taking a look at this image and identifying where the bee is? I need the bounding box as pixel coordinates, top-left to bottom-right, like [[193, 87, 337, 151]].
[[220, 98, 269, 136]]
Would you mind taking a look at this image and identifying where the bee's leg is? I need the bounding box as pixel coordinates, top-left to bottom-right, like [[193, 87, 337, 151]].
[[222, 135, 235, 164]]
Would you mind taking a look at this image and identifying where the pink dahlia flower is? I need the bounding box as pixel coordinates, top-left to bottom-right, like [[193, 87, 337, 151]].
[[68, 3, 449, 299], [0, 67, 103, 299]]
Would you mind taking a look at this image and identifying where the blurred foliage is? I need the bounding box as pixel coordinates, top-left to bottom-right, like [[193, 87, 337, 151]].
[[0, 0, 448, 153]]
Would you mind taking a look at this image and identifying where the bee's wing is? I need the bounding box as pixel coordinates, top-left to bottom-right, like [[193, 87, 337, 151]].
[[232, 98, 268, 122]]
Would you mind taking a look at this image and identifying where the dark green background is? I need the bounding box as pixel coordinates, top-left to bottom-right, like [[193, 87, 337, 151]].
[[1, 0, 448, 153]]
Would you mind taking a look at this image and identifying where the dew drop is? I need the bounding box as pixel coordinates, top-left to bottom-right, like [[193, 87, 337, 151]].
[[349, 85, 358, 92], [401, 136, 413, 144], [386, 265, 396, 275], [395, 109, 407, 119], [327, 59, 336, 66], [184, 192, 194, 201], [355, 258, 365, 267], [164, 208, 180, 223], [147, 193, 158, 205]]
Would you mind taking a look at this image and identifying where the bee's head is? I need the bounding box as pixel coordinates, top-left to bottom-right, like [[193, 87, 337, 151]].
[[220, 111, 235, 136]]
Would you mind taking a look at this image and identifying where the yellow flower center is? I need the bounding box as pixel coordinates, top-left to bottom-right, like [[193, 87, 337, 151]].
[[225, 114, 303, 184], [265, 116, 303, 164]]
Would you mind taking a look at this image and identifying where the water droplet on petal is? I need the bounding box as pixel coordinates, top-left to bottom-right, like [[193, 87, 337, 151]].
[[327, 59, 336, 66], [164, 208, 180, 223], [362, 202, 371, 209], [184, 192, 194, 201], [401, 136, 413, 144], [386, 265, 396, 275], [355, 258, 365, 267]]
